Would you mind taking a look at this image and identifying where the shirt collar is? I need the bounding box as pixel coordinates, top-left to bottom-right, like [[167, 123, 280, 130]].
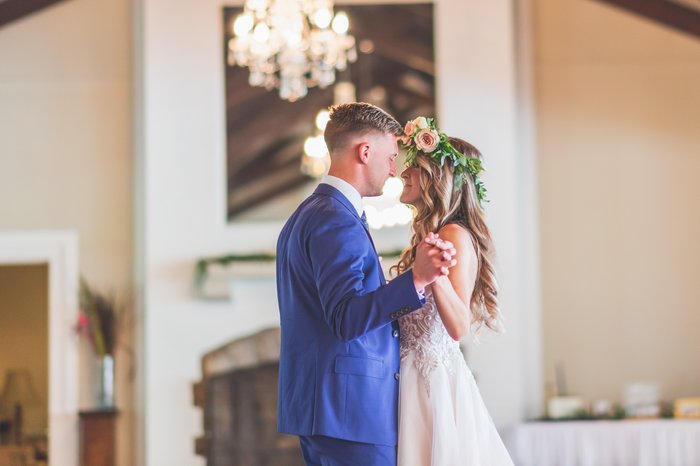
[[322, 175, 364, 216]]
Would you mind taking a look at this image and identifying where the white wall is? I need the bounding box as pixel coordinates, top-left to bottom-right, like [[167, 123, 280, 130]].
[[0, 0, 134, 463], [536, 0, 700, 403], [0, 0, 133, 290], [138, 0, 536, 464], [436, 0, 538, 426], [139, 1, 282, 463]]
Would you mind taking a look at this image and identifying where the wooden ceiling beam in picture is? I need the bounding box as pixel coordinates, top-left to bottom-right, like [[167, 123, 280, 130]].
[[593, 0, 700, 39], [0, 0, 70, 28]]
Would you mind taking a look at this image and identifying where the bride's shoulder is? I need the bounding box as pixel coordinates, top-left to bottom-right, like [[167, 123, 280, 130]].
[[438, 223, 476, 257], [437, 223, 470, 243]]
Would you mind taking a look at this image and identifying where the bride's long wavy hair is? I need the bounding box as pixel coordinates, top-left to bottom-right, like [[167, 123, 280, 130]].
[[392, 137, 503, 334]]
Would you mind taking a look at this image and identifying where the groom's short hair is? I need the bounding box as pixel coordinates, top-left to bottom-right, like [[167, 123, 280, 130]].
[[324, 102, 403, 154]]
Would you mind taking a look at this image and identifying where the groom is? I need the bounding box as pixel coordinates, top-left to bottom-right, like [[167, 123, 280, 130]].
[[276, 102, 456, 466]]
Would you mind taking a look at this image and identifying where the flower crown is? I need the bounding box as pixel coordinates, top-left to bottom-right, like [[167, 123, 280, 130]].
[[400, 116, 488, 207]]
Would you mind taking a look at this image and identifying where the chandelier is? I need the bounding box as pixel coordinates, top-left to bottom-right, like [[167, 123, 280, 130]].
[[228, 0, 358, 102]]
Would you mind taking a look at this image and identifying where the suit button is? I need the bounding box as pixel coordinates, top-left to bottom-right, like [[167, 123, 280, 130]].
[[394, 372, 400, 381], [392, 329, 399, 338]]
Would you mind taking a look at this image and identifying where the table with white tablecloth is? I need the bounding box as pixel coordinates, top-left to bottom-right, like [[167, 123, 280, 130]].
[[505, 419, 700, 466]]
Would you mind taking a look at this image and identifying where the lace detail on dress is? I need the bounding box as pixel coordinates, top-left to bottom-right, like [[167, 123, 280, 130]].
[[399, 292, 463, 395]]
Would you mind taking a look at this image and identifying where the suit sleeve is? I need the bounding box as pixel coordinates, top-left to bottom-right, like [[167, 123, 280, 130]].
[[308, 213, 424, 342]]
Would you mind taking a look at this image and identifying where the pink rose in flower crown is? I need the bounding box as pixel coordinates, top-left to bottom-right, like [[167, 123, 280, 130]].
[[404, 120, 417, 137], [414, 129, 439, 152], [399, 135, 411, 145]]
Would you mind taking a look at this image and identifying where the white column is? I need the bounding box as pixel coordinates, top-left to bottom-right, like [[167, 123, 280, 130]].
[[436, 0, 542, 428]]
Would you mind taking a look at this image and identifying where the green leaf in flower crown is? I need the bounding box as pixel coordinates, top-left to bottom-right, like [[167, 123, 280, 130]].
[[467, 157, 484, 175], [474, 176, 489, 206], [406, 145, 418, 166]]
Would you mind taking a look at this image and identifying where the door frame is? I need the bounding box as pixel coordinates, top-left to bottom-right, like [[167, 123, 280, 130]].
[[0, 230, 79, 466]]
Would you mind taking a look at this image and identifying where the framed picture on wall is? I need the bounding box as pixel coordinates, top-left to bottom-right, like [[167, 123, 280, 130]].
[[223, 3, 435, 221]]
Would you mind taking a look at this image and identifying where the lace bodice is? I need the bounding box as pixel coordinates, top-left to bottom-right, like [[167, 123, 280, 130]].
[[399, 292, 463, 392]]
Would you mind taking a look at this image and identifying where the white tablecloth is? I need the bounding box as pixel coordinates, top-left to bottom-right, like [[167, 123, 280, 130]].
[[505, 420, 700, 466]]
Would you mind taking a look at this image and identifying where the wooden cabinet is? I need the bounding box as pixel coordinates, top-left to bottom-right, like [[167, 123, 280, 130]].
[[79, 409, 117, 466], [0, 444, 40, 466]]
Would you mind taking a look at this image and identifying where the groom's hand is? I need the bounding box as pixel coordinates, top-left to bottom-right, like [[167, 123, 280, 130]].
[[412, 233, 457, 291]]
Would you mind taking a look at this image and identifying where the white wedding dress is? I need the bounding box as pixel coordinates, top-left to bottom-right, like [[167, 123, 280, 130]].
[[397, 291, 514, 466]]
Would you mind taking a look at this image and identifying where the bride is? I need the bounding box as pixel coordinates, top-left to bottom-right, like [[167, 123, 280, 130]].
[[394, 117, 513, 466]]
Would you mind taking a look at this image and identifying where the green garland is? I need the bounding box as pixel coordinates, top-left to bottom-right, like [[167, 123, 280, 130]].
[[195, 253, 276, 287], [195, 249, 405, 286]]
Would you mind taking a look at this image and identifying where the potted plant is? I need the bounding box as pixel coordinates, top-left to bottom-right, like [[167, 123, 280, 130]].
[[76, 278, 129, 409]]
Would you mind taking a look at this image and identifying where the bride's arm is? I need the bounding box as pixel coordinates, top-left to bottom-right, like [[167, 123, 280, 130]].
[[429, 224, 478, 341]]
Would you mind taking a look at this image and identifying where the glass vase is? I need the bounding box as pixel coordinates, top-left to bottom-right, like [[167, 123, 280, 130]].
[[97, 354, 115, 408]]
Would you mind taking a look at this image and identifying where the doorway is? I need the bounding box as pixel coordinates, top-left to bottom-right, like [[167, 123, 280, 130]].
[[0, 231, 78, 466]]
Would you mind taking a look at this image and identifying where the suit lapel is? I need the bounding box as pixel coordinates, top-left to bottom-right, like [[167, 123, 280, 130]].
[[314, 183, 357, 216], [314, 184, 385, 284]]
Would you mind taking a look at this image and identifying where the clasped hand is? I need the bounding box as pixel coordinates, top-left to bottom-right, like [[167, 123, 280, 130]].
[[412, 232, 457, 291]]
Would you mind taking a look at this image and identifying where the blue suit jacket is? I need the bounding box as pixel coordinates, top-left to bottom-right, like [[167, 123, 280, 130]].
[[276, 183, 424, 446]]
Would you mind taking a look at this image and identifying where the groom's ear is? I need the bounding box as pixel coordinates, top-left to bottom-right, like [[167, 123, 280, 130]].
[[357, 141, 371, 165]]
